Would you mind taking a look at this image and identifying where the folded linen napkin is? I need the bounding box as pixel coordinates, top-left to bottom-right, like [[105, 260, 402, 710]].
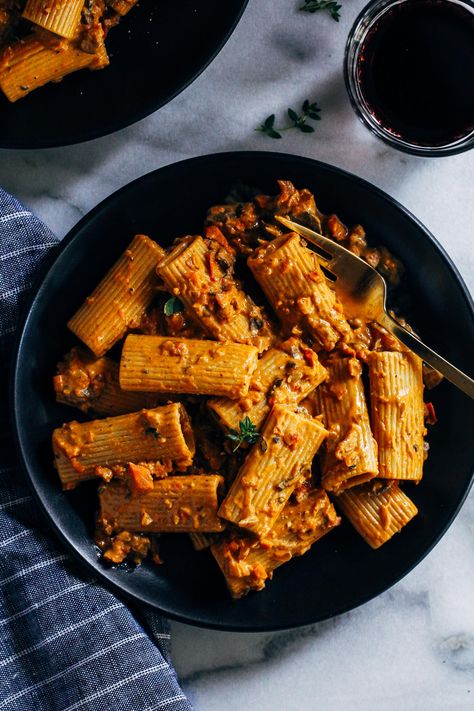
[[0, 188, 192, 711]]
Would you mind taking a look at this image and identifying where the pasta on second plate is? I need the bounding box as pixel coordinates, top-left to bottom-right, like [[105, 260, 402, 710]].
[[0, 0, 140, 102], [52, 179, 438, 599]]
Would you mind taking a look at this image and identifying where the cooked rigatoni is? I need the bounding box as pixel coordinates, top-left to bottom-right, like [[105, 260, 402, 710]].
[[218, 405, 328, 537], [68, 235, 164, 357], [22, 0, 85, 39], [54, 347, 160, 416], [0, 31, 109, 102], [208, 337, 327, 433], [0, 0, 140, 102], [120, 334, 259, 398], [157, 235, 276, 353], [49, 181, 433, 597], [212, 488, 340, 598], [248, 232, 351, 351], [314, 357, 378, 493], [369, 351, 425, 481], [99, 475, 225, 533], [53, 403, 195, 490], [335, 481, 418, 548]]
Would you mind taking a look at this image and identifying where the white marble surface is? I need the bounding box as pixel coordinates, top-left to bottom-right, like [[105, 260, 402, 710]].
[[1, 0, 473, 709]]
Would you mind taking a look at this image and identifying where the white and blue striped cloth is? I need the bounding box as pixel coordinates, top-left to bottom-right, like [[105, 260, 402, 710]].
[[0, 188, 192, 711]]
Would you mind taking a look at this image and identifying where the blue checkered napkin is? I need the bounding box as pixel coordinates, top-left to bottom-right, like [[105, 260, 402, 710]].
[[0, 188, 192, 711]]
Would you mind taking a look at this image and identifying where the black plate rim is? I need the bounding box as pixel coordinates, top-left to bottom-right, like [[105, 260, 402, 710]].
[[0, 2, 249, 150], [11, 150, 474, 632]]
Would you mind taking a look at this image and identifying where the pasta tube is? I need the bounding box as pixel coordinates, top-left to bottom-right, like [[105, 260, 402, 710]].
[[335, 481, 418, 548], [120, 335, 258, 398], [218, 405, 328, 537], [0, 31, 109, 103], [54, 347, 160, 416], [53, 403, 195, 490], [248, 232, 351, 351], [68, 235, 164, 357], [369, 352, 425, 480], [212, 488, 340, 598], [23, 1, 85, 39], [99, 475, 225, 533], [157, 235, 276, 353], [314, 357, 378, 493], [208, 337, 327, 433]]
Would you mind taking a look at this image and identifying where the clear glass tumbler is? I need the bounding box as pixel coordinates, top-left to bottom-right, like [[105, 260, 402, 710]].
[[344, 0, 474, 156]]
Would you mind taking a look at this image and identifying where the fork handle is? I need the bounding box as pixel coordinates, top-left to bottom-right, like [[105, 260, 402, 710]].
[[379, 312, 474, 399]]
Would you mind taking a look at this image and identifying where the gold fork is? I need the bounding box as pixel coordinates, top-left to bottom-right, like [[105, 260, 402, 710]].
[[276, 216, 474, 399]]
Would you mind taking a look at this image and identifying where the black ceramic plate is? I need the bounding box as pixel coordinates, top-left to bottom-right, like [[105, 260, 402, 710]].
[[12, 152, 474, 631], [0, 1, 248, 149]]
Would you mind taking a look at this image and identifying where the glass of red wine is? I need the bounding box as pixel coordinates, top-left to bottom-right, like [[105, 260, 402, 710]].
[[344, 0, 474, 156]]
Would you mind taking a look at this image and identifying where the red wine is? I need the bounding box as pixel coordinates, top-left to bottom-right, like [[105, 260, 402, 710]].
[[357, 0, 474, 146]]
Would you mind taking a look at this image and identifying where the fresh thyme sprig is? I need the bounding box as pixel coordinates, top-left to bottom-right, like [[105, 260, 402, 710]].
[[226, 416, 259, 452], [256, 100, 321, 139], [300, 0, 342, 21]]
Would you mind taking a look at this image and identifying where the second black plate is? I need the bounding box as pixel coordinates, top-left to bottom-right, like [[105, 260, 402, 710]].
[[0, 1, 248, 148]]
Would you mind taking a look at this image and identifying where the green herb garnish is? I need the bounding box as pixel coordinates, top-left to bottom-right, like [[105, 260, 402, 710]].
[[256, 114, 282, 140], [226, 416, 260, 452], [256, 100, 321, 139], [300, 0, 342, 21], [164, 296, 184, 316]]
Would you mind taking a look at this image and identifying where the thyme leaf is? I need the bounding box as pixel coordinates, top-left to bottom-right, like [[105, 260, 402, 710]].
[[226, 416, 260, 452], [300, 0, 342, 21], [164, 296, 184, 316], [256, 100, 321, 139], [256, 113, 282, 139]]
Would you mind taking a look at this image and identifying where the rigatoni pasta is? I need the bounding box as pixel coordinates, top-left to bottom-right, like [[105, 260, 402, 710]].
[[51, 179, 436, 598], [99, 475, 226, 533], [157, 235, 276, 353], [54, 347, 160, 417], [212, 489, 340, 598], [53, 402, 195, 490], [22, 0, 86, 39], [335, 481, 418, 548], [120, 334, 259, 398], [218, 405, 328, 537], [369, 351, 425, 481], [313, 356, 379, 493], [0, 0, 140, 102], [248, 231, 351, 351], [68, 235, 164, 357], [208, 337, 327, 433], [0, 31, 109, 103]]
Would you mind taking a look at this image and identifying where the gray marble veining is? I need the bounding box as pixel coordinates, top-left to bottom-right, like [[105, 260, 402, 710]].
[[1, 0, 472, 709]]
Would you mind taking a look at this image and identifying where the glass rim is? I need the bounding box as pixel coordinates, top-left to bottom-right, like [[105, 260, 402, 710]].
[[344, 0, 474, 157]]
